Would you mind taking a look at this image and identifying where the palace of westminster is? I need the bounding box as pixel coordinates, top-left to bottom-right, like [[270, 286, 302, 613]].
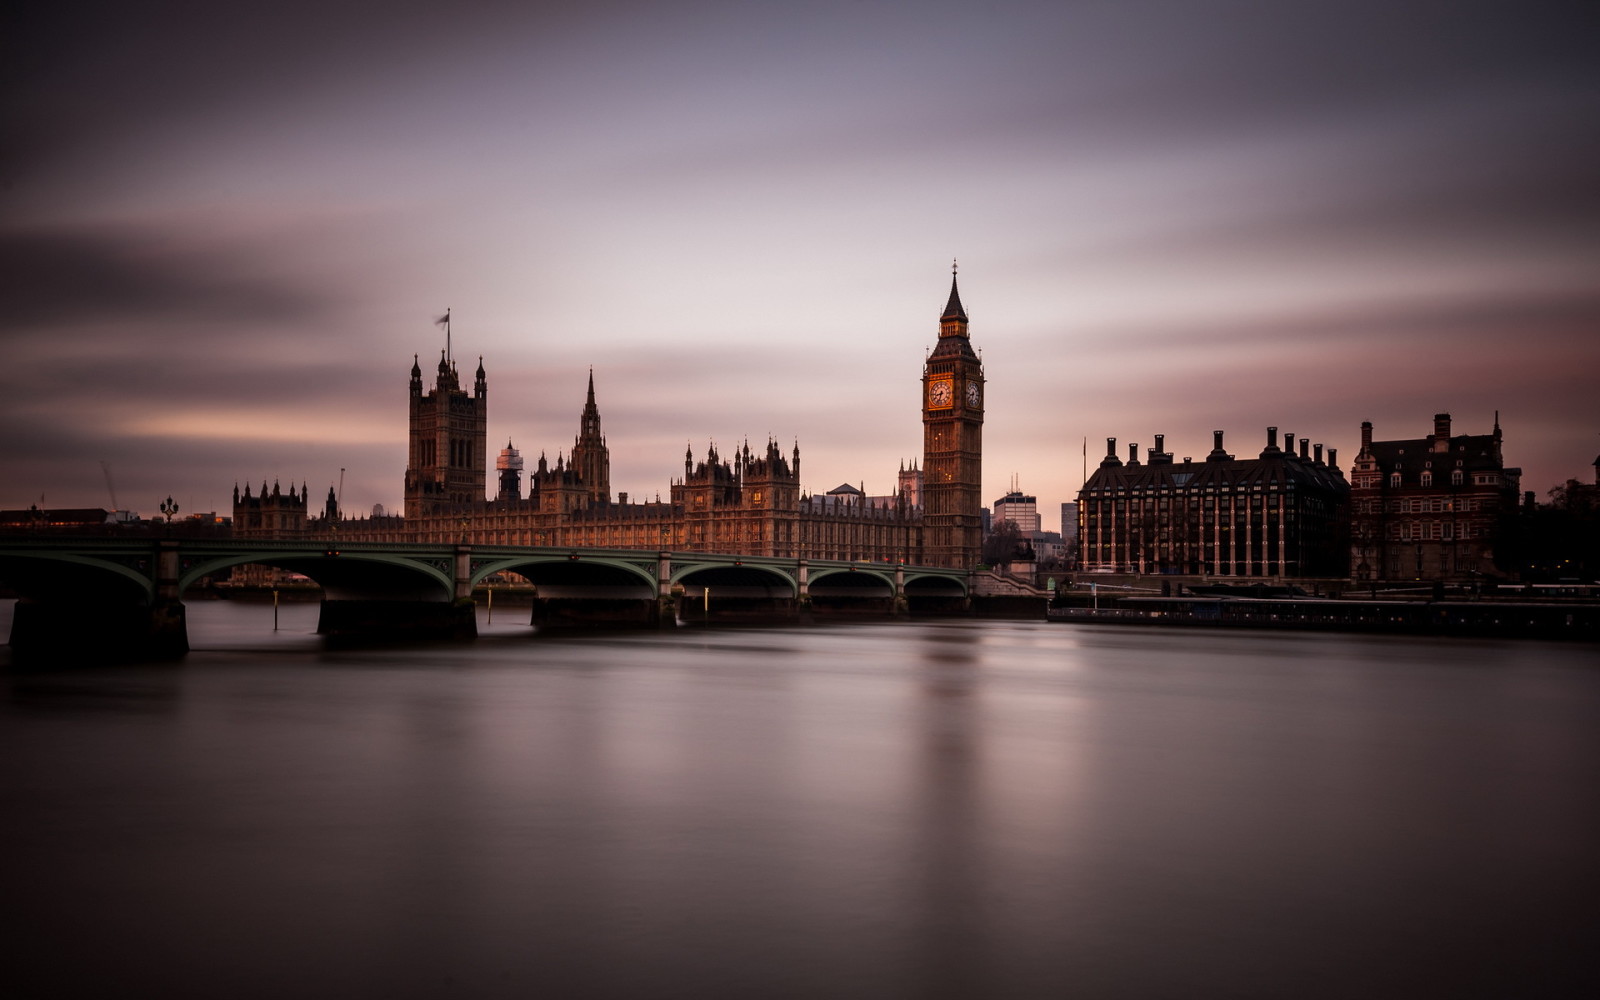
[[234, 275, 988, 569], [230, 271, 1536, 582]]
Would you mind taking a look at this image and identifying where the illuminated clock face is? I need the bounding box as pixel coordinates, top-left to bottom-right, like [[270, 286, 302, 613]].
[[965, 381, 981, 407], [928, 379, 953, 407]]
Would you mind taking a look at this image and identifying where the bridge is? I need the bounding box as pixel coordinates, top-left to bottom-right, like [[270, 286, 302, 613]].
[[0, 537, 972, 661]]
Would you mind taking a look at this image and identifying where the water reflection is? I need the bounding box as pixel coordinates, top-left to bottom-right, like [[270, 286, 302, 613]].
[[2, 604, 1598, 997]]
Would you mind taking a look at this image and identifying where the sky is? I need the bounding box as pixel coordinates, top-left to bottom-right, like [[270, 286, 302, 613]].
[[4, 0, 1598, 527]]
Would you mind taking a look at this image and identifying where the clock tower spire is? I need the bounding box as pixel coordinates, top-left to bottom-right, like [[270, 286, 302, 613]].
[[921, 262, 984, 568]]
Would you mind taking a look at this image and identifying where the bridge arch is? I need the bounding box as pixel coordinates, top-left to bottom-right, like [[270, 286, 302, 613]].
[[903, 572, 969, 597], [808, 566, 897, 596], [0, 550, 156, 604], [179, 551, 454, 602], [672, 560, 799, 598], [478, 555, 657, 598]]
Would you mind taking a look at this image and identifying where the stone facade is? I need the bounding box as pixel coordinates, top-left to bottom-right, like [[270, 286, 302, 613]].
[[920, 273, 985, 568], [236, 277, 987, 567]]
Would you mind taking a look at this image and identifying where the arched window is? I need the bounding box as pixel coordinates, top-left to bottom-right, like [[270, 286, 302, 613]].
[[1451, 470, 1463, 486], [1390, 472, 1402, 488], [1420, 471, 1433, 487]]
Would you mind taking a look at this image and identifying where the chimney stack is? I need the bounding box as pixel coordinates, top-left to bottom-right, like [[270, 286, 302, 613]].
[[1360, 421, 1373, 452], [1207, 430, 1232, 462], [1148, 434, 1173, 464], [1433, 413, 1451, 452], [1328, 447, 1339, 470], [1313, 443, 1324, 465], [1267, 427, 1279, 450], [1299, 438, 1310, 460], [1101, 437, 1122, 468], [1128, 442, 1139, 465]]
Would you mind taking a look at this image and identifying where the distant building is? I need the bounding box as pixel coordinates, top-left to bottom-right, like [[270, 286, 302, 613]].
[[1059, 502, 1079, 569], [1348, 413, 1520, 582], [992, 491, 1040, 532], [233, 481, 337, 539], [0, 507, 115, 531], [1078, 429, 1349, 577]]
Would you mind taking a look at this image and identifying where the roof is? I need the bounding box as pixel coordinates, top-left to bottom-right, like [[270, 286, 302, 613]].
[[941, 274, 967, 323], [1365, 434, 1503, 477], [827, 483, 864, 495], [1081, 453, 1347, 495]]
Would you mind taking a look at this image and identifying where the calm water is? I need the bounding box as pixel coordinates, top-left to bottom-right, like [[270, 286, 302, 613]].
[[3, 601, 1598, 999]]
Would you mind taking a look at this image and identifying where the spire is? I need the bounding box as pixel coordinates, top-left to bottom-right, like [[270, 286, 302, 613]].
[[941, 260, 967, 323], [935, 262, 974, 351], [587, 367, 596, 405]]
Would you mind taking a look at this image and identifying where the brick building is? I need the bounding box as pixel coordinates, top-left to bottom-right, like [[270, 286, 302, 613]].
[[1348, 413, 1520, 582], [1077, 428, 1349, 577]]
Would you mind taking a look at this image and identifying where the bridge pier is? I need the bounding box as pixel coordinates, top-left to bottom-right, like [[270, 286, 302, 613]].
[[151, 540, 190, 657], [317, 599, 477, 641], [655, 552, 673, 628], [9, 597, 188, 664], [314, 543, 478, 641]]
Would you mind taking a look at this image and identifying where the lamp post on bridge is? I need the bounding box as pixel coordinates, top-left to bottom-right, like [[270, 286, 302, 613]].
[[160, 496, 179, 535]]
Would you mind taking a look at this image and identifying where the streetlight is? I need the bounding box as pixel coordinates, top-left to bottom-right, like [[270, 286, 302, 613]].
[[160, 496, 179, 529]]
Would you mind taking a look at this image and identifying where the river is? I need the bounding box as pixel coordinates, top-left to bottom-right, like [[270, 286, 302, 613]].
[[2, 601, 1597, 998]]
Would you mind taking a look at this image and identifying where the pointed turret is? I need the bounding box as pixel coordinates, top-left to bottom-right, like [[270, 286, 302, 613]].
[[570, 368, 609, 503], [941, 272, 967, 324], [931, 262, 978, 361], [939, 264, 969, 340]]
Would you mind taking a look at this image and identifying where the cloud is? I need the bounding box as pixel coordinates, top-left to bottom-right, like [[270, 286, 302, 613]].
[[0, 224, 332, 334]]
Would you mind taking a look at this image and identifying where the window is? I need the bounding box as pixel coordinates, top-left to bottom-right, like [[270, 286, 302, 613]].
[[1451, 470, 1463, 486], [1390, 473, 1402, 488], [1420, 471, 1432, 487]]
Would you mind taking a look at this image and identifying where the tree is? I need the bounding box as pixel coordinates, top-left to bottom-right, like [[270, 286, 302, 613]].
[[983, 520, 1035, 566]]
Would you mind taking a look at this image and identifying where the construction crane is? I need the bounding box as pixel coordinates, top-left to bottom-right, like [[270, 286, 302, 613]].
[[100, 461, 119, 513]]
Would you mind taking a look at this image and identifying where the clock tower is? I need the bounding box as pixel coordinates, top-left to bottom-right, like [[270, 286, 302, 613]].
[[921, 267, 984, 568]]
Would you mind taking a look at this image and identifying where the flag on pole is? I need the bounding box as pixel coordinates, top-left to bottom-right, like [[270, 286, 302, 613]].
[[435, 310, 450, 326]]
